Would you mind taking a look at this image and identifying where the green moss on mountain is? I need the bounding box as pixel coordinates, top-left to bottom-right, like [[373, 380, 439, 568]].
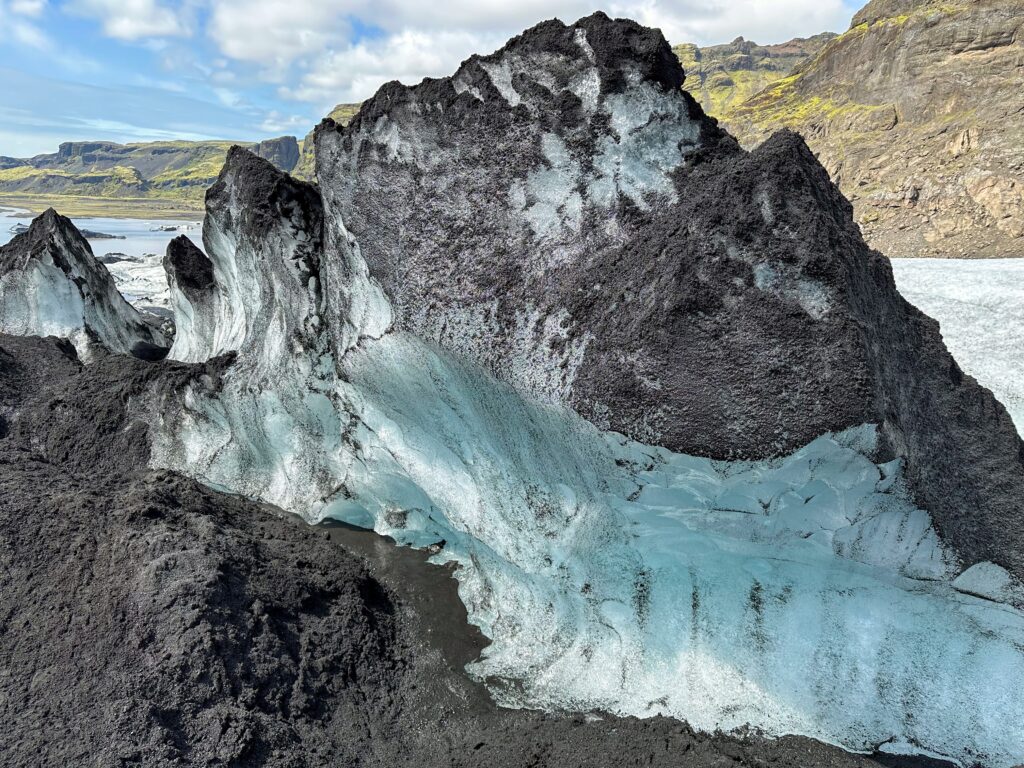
[[723, 0, 1024, 258], [676, 34, 837, 121], [0, 137, 299, 210]]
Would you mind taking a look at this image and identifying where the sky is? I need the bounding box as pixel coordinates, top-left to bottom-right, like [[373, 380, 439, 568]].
[[0, 0, 862, 157]]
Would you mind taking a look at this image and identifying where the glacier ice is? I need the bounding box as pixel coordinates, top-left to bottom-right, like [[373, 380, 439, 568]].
[[145, 149, 1024, 768], [0, 211, 168, 358], [892, 258, 1024, 434], [152, 323, 1024, 768]]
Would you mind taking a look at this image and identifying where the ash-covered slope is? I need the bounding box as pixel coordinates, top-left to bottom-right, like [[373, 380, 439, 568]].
[[315, 12, 1024, 580], [0, 209, 168, 359]]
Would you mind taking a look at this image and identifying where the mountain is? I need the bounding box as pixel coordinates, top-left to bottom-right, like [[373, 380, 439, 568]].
[[675, 34, 837, 119], [722, 0, 1024, 258], [295, 102, 361, 181], [0, 136, 300, 211]]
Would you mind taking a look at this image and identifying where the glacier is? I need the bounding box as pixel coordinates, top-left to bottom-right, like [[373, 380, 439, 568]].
[[0, 209, 168, 359], [892, 258, 1024, 435], [150, 247, 1024, 767]]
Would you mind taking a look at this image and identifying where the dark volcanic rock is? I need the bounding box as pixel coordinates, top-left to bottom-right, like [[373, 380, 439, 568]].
[[256, 135, 301, 173], [79, 228, 124, 239], [165, 234, 214, 292], [0, 332, 946, 768], [316, 12, 1024, 578]]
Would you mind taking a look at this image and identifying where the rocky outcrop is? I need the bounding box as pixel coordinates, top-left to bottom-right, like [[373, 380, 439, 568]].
[[315, 13, 1024, 579], [725, 0, 1024, 258], [676, 33, 837, 118], [0, 209, 168, 359], [256, 135, 300, 173]]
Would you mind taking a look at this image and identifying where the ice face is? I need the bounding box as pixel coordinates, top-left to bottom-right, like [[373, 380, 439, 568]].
[[0, 257, 91, 354], [892, 258, 1024, 434], [0, 220, 167, 359], [152, 323, 1024, 768], [149, 151, 1024, 767]]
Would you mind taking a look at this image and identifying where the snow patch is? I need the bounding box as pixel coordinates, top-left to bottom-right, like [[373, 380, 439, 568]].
[[480, 59, 521, 107]]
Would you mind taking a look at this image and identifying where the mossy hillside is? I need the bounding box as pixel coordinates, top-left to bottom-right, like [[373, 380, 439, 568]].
[[0, 165, 149, 198], [723, 0, 1024, 259], [676, 34, 838, 121], [0, 138, 297, 206]]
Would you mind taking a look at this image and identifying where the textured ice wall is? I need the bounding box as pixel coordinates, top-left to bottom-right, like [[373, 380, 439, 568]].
[[892, 258, 1024, 434], [0, 211, 167, 358], [151, 325, 1024, 768], [148, 148, 1024, 768]]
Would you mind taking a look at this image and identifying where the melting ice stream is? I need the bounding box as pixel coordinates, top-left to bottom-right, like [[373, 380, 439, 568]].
[[152, 322, 1024, 768]]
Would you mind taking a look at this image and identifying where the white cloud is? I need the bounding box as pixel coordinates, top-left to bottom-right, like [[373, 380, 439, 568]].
[[10, 18, 49, 48], [10, 0, 46, 16], [67, 0, 187, 40], [259, 109, 312, 133], [1, 0, 103, 73], [0, 0, 48, 48], [213, 87, 242, 107], [207, 0, 853, 110], [285, 28, 502, 106], [207, 0, 351, 76], [614, 0, 850, 47]]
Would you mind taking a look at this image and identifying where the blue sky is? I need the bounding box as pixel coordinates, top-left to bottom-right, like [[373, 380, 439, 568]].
[[0, 0, 861, 157]]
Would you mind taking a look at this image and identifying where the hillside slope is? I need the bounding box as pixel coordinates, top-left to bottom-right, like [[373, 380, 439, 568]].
[[725, 0, 1024, 258], [0, 136, 300, 210], [676, 34, 836, 118]]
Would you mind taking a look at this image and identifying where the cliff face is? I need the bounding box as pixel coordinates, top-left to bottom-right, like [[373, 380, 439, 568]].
[[676, 34, 837, 119], [0, 136, 300, 204], [725, 0, 1024, 258]]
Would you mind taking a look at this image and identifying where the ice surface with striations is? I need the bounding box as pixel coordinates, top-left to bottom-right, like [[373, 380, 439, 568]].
[[153, 322, 1024, 768]]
